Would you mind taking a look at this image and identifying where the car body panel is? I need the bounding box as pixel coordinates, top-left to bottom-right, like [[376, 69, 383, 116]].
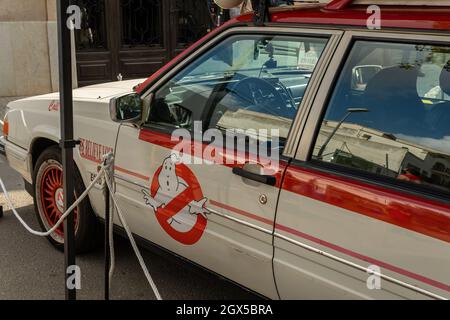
[[273, 26, 450, 300], [112, 126, 282, 298], [2, 4, 450, 300], [4, 79, 144, 211], [275, 164, 450, 300]]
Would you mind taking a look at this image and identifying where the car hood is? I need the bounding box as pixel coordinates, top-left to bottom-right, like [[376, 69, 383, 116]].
[[17, 78, 147, 103], [72, 78, 148, 100]]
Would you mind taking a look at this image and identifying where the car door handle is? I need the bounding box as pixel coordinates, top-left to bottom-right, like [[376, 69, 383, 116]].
[[232, 167, 277, 186]]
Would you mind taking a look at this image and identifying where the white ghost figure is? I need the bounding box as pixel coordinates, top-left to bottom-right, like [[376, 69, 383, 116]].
[[142, 154, 210, 233]]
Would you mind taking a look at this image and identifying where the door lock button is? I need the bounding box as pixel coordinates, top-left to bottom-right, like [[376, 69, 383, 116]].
[[259, 194, 268, 205]]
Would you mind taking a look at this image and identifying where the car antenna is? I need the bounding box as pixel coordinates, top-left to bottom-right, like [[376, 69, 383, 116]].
[[251, 0, 271, 26]]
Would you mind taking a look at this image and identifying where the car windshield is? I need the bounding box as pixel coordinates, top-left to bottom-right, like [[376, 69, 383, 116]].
[[174, 35, 325, 112], [151, 34, 328, 156]]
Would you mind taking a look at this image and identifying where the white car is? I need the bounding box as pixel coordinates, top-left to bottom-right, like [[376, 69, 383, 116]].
[[2, 1, 450, 300]]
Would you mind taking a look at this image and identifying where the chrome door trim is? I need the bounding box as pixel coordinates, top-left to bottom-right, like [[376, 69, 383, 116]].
[[274, 232, 447, 300], [114, 174, 273, 236], [114, 174, 148, 189], [207, 207, 273, 236]]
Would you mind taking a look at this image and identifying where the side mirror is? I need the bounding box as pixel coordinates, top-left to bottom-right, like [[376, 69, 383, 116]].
[[109, 92, 142, 123]]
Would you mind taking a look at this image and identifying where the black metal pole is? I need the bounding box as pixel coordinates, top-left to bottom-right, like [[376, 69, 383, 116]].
[[104, 181, 111, 300], [57, 0, 77, 301]]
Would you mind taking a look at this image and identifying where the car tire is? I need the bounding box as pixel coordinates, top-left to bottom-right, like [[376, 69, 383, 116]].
[[33, 146, 99, 253]]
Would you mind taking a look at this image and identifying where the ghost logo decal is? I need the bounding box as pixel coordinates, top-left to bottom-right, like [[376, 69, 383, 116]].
[[142, 154, 210, 245]]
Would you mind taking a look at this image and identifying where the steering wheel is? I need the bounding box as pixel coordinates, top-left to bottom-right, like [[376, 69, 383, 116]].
[[229, 77, 297, 119]]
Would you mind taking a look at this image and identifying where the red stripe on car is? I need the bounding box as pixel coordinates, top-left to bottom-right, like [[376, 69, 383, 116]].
[[283, 165, 450, 243]]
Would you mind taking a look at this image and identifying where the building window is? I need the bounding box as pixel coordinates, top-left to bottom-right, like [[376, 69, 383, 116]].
[[74, 0, 107, 50], [121, 0, 163, 48], [175, 0, 212, 48]]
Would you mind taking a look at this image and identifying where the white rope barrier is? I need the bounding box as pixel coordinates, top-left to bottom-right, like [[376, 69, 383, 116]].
[[108, 186, 116, 292], [0, 166, 105, 237], [0, 155, 162, 300], [104, 169, 162, 300]]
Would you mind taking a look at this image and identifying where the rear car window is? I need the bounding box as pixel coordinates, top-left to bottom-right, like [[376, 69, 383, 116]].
[[312, 40, 450, 194]]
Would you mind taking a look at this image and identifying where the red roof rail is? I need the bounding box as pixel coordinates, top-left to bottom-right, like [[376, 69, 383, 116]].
[[324, 0, 354, 10]]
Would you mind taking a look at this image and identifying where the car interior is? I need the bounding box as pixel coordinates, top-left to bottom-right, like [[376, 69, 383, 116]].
[[148, 35, 326, 146], [325, 42, 450, 141]]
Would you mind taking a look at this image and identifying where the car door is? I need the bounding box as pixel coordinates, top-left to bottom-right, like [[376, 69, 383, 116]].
[[113, 26, 340, 298], [275, 31, 450, 300]]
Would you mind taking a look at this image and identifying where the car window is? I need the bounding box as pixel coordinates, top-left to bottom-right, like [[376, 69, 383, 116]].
[[149, 34, 328, 153], [312, 40, 450, 194]]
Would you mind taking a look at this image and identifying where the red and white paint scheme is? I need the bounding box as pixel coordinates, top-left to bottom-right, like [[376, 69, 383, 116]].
[[1, 1, 449, 300]]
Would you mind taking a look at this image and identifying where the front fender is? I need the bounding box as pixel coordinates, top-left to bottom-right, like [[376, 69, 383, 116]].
[[29, 128, 85, 184]]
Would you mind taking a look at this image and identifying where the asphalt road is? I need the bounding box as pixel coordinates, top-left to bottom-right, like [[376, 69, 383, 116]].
[[0, 155, 259, 300]]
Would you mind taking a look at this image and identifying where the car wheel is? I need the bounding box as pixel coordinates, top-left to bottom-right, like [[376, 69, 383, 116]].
[[33, 146, 99, 253]]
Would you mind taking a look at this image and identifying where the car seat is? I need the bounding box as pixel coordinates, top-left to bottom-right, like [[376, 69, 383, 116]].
[[428, 61, 450, 139], [363, 65, 425, 136]]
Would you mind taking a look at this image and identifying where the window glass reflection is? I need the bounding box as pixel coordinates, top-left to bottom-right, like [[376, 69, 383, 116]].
[[313, 41, 450, 193]]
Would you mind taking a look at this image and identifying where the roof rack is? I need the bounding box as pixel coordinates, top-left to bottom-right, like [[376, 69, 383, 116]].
[[325, 0, 450, 10]]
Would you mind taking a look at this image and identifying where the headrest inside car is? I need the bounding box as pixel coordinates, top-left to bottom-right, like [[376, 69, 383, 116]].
[[440, 60, 450, 96]]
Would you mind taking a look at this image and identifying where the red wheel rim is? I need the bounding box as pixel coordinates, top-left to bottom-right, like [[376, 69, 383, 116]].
[[40, 165, 78, 237]]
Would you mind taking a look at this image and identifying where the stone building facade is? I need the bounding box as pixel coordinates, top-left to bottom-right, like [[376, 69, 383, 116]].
[[0, 0, 77, 96]]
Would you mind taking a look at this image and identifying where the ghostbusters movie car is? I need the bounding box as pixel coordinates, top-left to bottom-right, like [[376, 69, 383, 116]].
[[1, 0, 450, 300]]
